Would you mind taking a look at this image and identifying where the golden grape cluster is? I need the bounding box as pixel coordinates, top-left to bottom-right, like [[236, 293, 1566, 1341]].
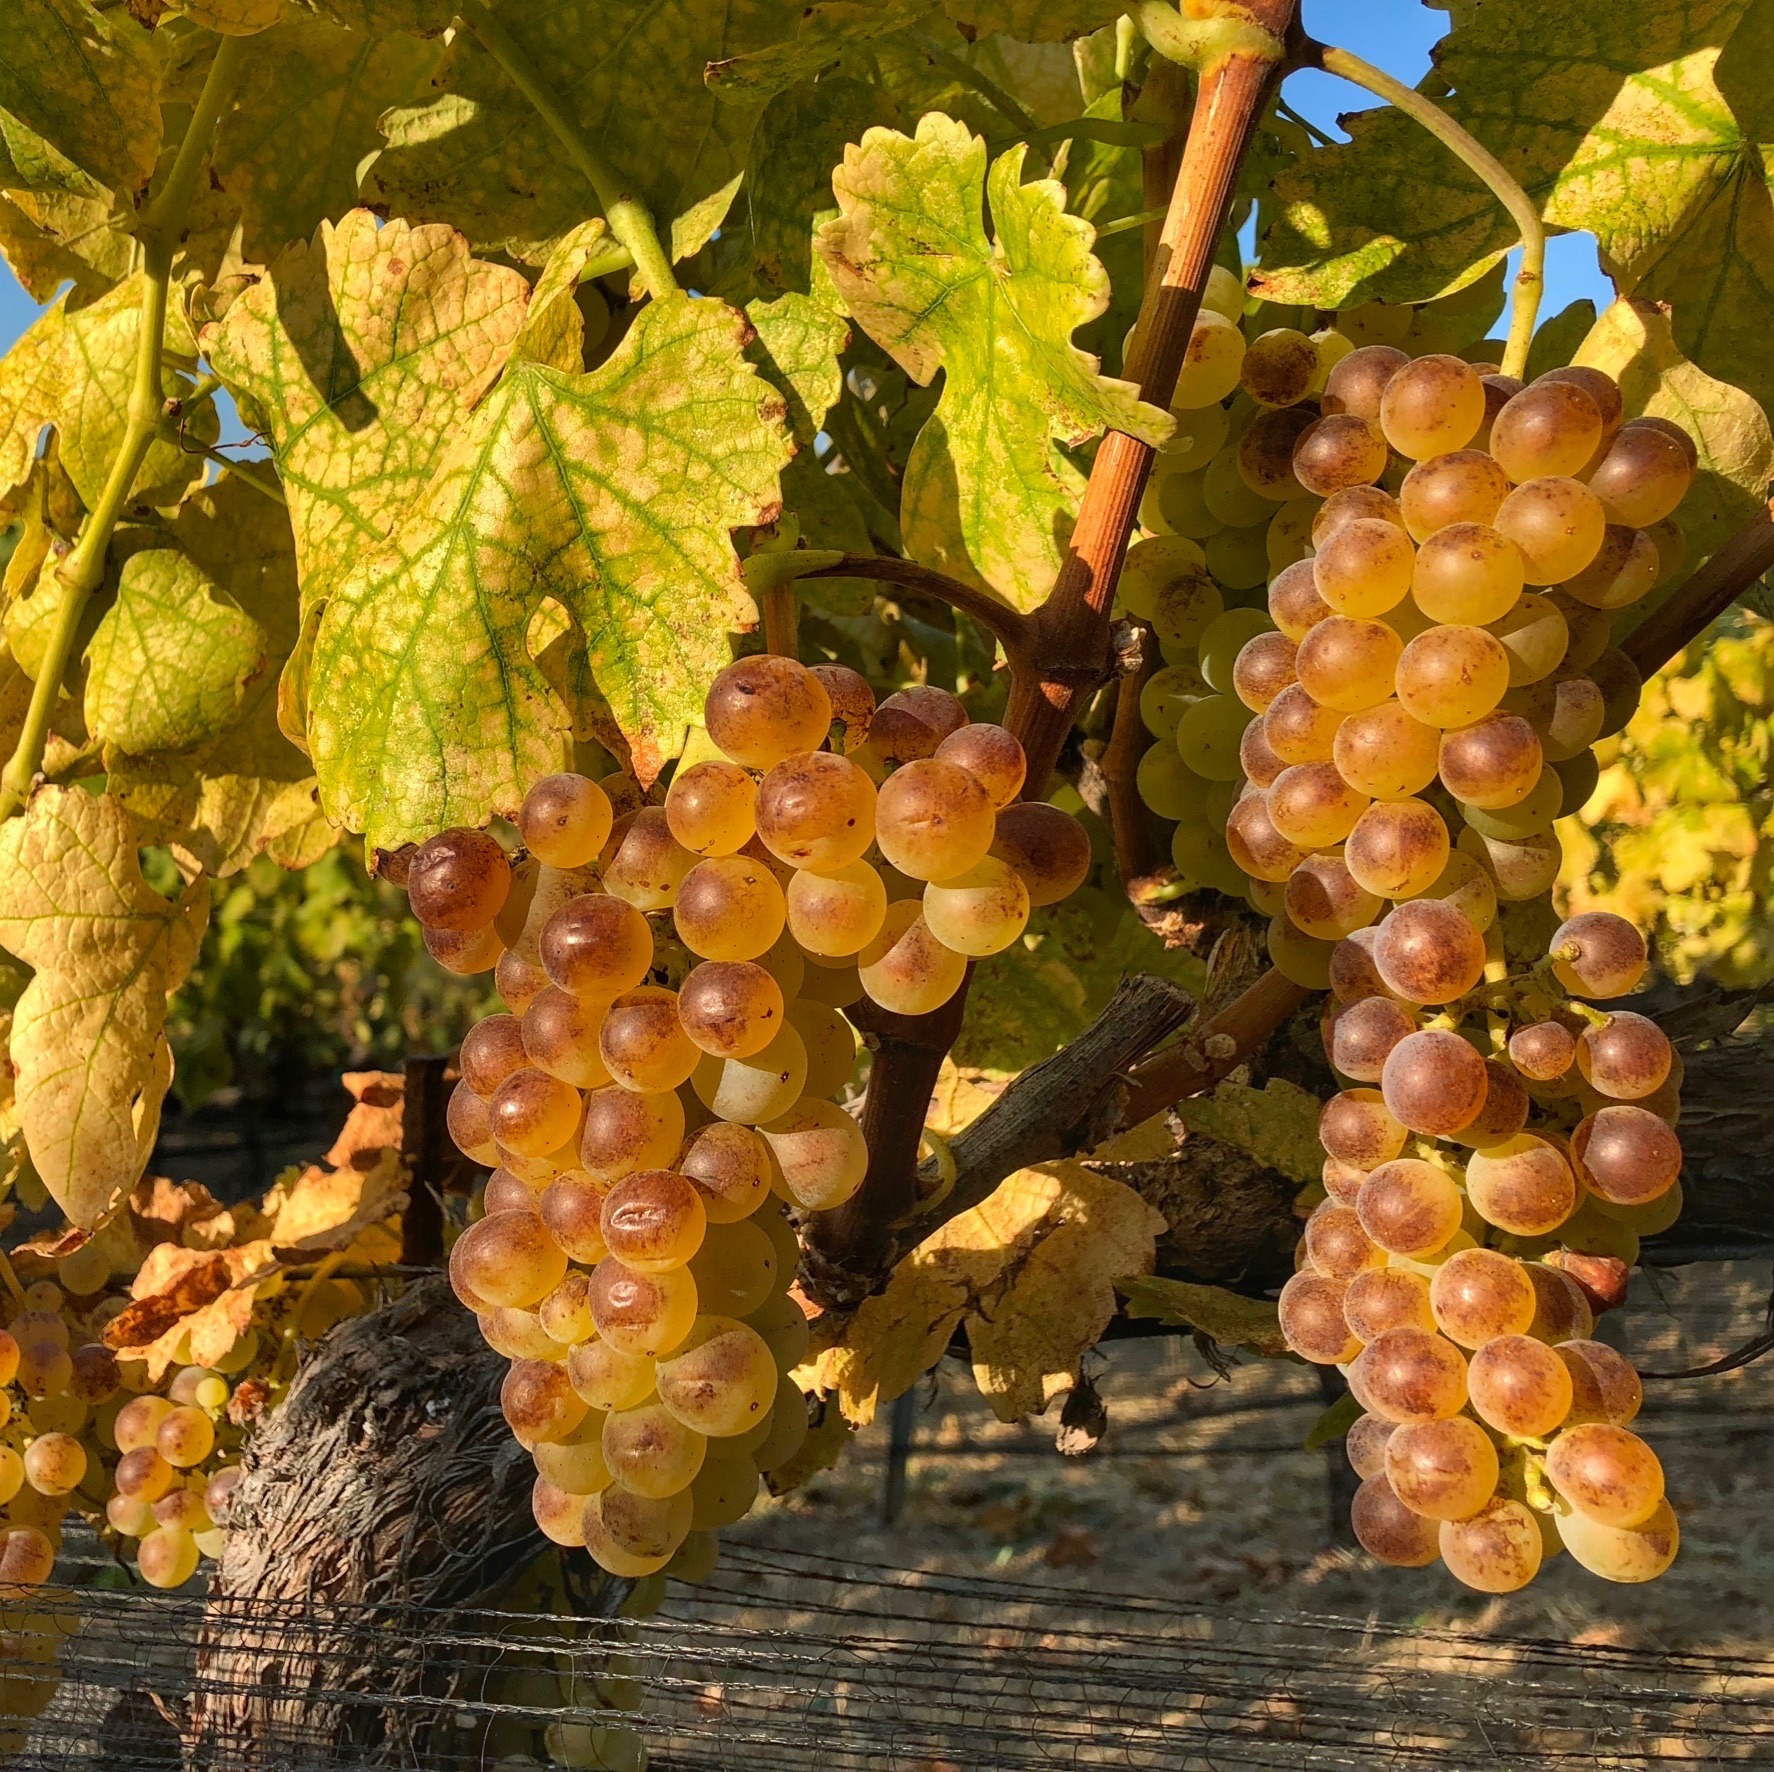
[[412, 658, 1089, 1580]]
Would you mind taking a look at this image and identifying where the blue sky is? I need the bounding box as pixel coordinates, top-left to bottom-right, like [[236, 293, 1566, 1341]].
[[0, 0, 1612, 365]]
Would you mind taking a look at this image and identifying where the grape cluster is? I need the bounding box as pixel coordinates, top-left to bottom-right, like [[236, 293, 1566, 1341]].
[[414, 657, 1089, 1581]]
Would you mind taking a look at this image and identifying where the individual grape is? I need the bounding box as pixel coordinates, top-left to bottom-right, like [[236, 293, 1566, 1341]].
[[1460, 824, 1561, 903], [1347, 1327, 1468, 1423], [1508, 1020, 1576, 1082], [1321, 344, 1407, 422], [1322, 1157, 1368, 1205], [1397, 449, 1509, 540], [1343, 1269, 1436, 1342], [1312, 483, 1405, 548], [485, 1069, 580, 1166], [654, 1317, 779, 1438], [1554, 748, 1600, 818], [601, 808, 698, 910], [1326, 701, 1437, 803], [153, 1485, 212, 1534], [1303, 1202, 1386, 1281], [1313, 518, 1415, 618], [1487, 591, 1568, 687], [1428, 1247, 1536, 1348], [1571, 1106, 1681, 1207], [1438, 712, 1542, 811], [155, 1407, 214, 1470], [672, 856, 786, 964], [1557, 1340, 1643, 1426], [1586, 421, 1694, 527], [1330, 995, 1417, 1082], [1465, 1134, 1578, 1235], [1277, 1272, 1359, 1363], [989, 803, 1090, 906], [538, 1271, 597, 1344], [1268, 763, 1368, 848], [869, 686, 969, 762], [495, 948, 550, 1015], [1395, 624, 1510, 728], [1410, 523, 1524, 627], [665, 760, 757, 858], [1495, 476, 1607, 583], [1490, 379, 1604, 482], [1555, 1497, 1679, 1583], [1546, 1422, 1663, 1528], [22, 1433, 84, 1497], [1267, 914, 1337, 989], [1159, 399, 1232, 469], [705, 656, 831, 769], [751, 752, 877, 873], [601, 1402, 707, 1499], [1532, 364, 1622, 432], [1141, 657, 1209, 742], [1379, 354, 1485, 458], [921, 857, 1031, 957], [14, 1339, 71, 1400], [532, 1475, 591, 1547], [594, 988, 695, 1094], [115, 1396, 175, 1455], [1143, 461, 1224, 539], [873, 759, 994, 883], [1385, 1417, 1498, 1521], [422, 920, 504, 976], [522, 989, 613, 1091], [673, 1123, 770, 1225], [1345, 1413, 1399, 1481], [596, 1170, 706, 1275], [1239, 717, 1287, 789], [1247, 874, 1289, 918], [1173, 309, 1246, 407], [1357, 1159, 1463, 1257], [809, 663, 874, 744], [686, 1219, 778, 1317], [1574, 1012, 1672, 1103], [1267, 501, 1321, 579], [1236, 406, 1315, 499], [453, 1210, 570, 1311], [1470, 369, 1523, 447], [115, 1447, 175, 1503], [461, 1014, 530, 1099], [760, 1098, 868, 1209], [1319, 1087, 1408, 1168], [1136, 743, 1207, 820], [779, 863, 883, 963], [1170, 696, 1246, 782], [786, 1000, 857, 1101], [1265, 559, 1332, 642], [501, 1360, 590, 1449], [1540, 595, 1609, 679], [924, 727, 1024, 814], [540, 893, 653, 999], [1295, 616, 1402, 712], [585, 1483, 694, 1576], [137, 1526, 200, 1590], [1262, 683, 1340, 766], [1534, 672, 1605, 763], [477, 1301, 564, 1361], [1230, 632, 1299, 713], [1458, 767, 1563, 844], [856, 902, 967, 1016], [1196, 608, 1273, 694], [1147, 565, 1226, 657], [564, 1340, 654, 1418], [1350, 1472, 1441, 1566], [1223, 793, 1307, 884], [1238, 327, 1317, 407], [579, 1086, 684, 1184], [1344, 798, 1450, 899], [1373, 899, 1485, 1005], [1550, 912, 1647, 999], [520, 773, 615, 868], [589, 1258, 698, 1359], [1454, 1058, 1530, 1152], [1285, 848, 1382, 941], [1562, 524, 1659, 612], [748, 1292, 813, 1380], [1439, 1498, 1543, 1593], [1467, 1333, 1574, 1438], [1290, 412, 1389, 496], [407, 828, 511, 933], [1525, 1261, 1595, 1344], [1380, 1029, 1488, 1136]]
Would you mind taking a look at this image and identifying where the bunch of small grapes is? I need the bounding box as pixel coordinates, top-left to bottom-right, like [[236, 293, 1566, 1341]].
[[418, 655, 1090, 1581]]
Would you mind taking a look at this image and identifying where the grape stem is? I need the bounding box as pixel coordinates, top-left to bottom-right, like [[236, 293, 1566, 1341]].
[[788, 553, 1033, 657], [802, 0, 1299, 1305], [1097, 620, 1175, 898], [458, 0, 677, 303], [0, 32, 248, 819], [1296, 39, 1545, 381]]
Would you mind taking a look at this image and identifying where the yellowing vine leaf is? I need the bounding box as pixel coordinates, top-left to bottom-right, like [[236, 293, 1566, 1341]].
[[0, 296, 68, 503], [308, 292, 789, 847], [203, 210, 532, 616], [168, 0, 288, 32], [705, 0, 935, 103], [1118, 1274, 1288, 1357], [0, 789, 209, 1229], [816, 114, 1170, 609], [0, 184, 132, 306]]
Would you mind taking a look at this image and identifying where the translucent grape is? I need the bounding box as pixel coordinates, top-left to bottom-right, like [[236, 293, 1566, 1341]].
[[597, 1170, 706, 1275], [601, 809, 697, 910], [1158, 399, 1231, 469], [1356, 1158, 1463, 1257], [761, 1098, 869, 1210], [1322, 1156, 1368, 1205], [532, 1476, 590, 1547], [1291, 412, 1388, 497], [155, 1407, 213, 1470], [1398, 449, 1509, 540], [460, 1014, 530, 1099], [665, 760, 757, 858], [1239, 716, 1287, 789], [579, 1086, 685, 1185], [1344, 799, 1450, 899], [925, 726, 1024, 814], [1176, 694, 1251, 780], [1574, 1012, 1672, 1102], [1487, 591, 1568, 687], [1268, 763, 1368, 848], [778, 861, 882, 960], [1267, 559, 1332, 641], [1261, 683, 1340, 766], [675, 1122, 771, 1225], [501, 1359, 589, 1449], [671, 856, 785, 965], [521, 773, 615, 868], [1230, 632, 1299, 714], [1587, 422, 1694, 527], [1318, 1087, 1408, 1169], [704, 656, 831, 769], [583, 1486, 691, 1576], [1428, 1246, 1536, 1348], [751, 751, 876, 873], [1225, 793, 1309, 884], [1456, 1058, 1530, 1150], [1344, 1414, 1398, 1482], [489, 1068, 582, 1160], [1381, 1029, 1488, 1135], [1312, 483, 1405, 547], [1277, 1272, 1359, 1363], [922, 857, 1031, 957], [478, 1302, 564, 1361], [850, 901, 967, 1016], [1350, 1473, 1441, 1566], [1379, 355, 1485, 459], [1509, 1020, 1576, 1080], [1465, 1134, 1578, 1235], [693, 1022, 809, 1126], [1557, 1340, 1643, 1426], [1347, 1327, 1468, 1423], [589, 1257, 698, 1359], [655, 1316, 779, 1439], [495, 948, 550, 1016], [1562, 524, 1659, 613], [602, 1402, 707, 1498], [1373, 900, 1485, 1005], [1490, 379, 1604, 482], [1321, 344, 1407, 422], [1411, 523, 1524, 627], [1295, 616, 1402, 713], [1136, 742, 1208, 821], [1267, 914, 1337, 989], [1546, 1422, 1663, 1528], [540, 893, 653, 999], [1343, 1269, 1436, 1343], [1495, 476, 1606, 583], [1303, 1202, 1386, 1281], [1408, 849, 1497, 933], [874, 759, 994, 882], [538, 1272, 597, 1345], [566, 1338, 657, 1415], [1313, 519, 1415, 618], [1572, 1106, 1681, 1206], [1328, 701, 1438, 802], [1173, 309, 1246, 408], [1438, 712, 1542, 811], [116, 1447, 175, 1503], [452, 1210, 569, 1312], [408, 828, 511, 933], [1556, 1497, 1679, 1583], [22, 1433, 84, 1497], [686, 1219, 777, 1316], [1197, 608, 1273, 693], [1330, 995, 1417, 1082], [1395, 624, 1510, 728], [1440, 1498, 1543, 1593], [421, 921, 503, 975], [1385, 1416, 1498, 1521], [990, 803, 1092, 907], [668, 961, 780, 1062], [1171, 819, 1245, 895], [521, 990, 612, 1091], [1467, 1333, 1573, 1437], [868, 686, 969, 763], [598, 989, 698, 1094], [1550, 912, 1647, 998], [115, 1396, 174, 1455], [137, 1526, 201, 1590], [1284, 853, 1381, 941]]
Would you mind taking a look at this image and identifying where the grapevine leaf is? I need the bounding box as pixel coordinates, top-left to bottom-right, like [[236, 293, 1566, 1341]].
[[0, 106, 108, 197], [0, 296, 68, 504], [106, 476, 329, 876], [512, 219, 615, 371], [1118, 1274, 1288, 1358], [307, 292, 788, 847], [816, 114, 1171, 609], [1525, 297, 1599, 381], [1304, 1390, 1363, 1450], [705, 0, 936, 103], [212, 19, 443, 263], [368, 0, 807, 261], [940, 0, 1123, 41], [291, 0, 454, 30], [745, 291, 848, 444], [0, 789, 209, 1230], [202, 210, 532, 616], [0, 0, 160, 196], [0, 186, 134, 304], [1575, 297, 1774, 554], [167, 0, 288, 31], [1175, 1078, 1325, 1186]]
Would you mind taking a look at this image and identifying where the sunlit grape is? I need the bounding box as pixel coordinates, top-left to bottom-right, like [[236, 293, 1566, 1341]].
[[1490, 379, 1604, 482], [1343, 1269, 1436, 1343], [1408, 848, 1497, 934], [1467, 1333, 1573, 1437], [1572, 1106, 1681, 1206], [1313, 518, 1415, 617], [540, 893, 653, 999], [1266, 558, 1332, 641], [692, 1022, 809, 1125], [602, 808, 698, 911], [1295, 616, 1402, 712], [1546, 1422, 1664, 1528], [1278, 1272, 1359, 1363], [589, 1258, 698, 1359], [654, 1316, 779, 1439], [1262, 682, 1341, 766], [1173, 309, 1246, 407], [1328, 701, 1438, 802], [1439, 712, 1542, 810], [453, 1210, 570, 1311], [705, 656, 831, 769], [1312, 483, 1405, 547], [1379, 355, 1485, 459], [1428, 1246, 1536, 1348], [869, 686, 969, 762], [1268, 763, 1368, 848], [501, 1359, 590, 1449], [1239, 716, 1287, 789], [584, 1484, 692, 1576], [1440, 1498, 1543, 1593], [1395, 624, 1510, 728], [1557, 1340, 1643, 1426], [579, 1086, 685, 1185], [1465, 1134, 1577, 1235], [495, 948, 550, 1015], [1385, 1416, 1498, 1521], [1411, 523, 1524, 627], [1398, 449, 1509, 539], [761, 1098, 868, 1210], [1230, 632, 1299, 713], [1285, 853, 1381, 941], [1373, 899, 1485, 1005], [1381, 1029, 1488, 1135], [1344, 798, 1449, 899], [1495, 476, 1606, 583], [874, 759, 995, 882], [1347, 1326, 1468, 1423], [1550, 911, 1647, 999], [1303, 1202, 1387, 1281], [422, 920, 503, 976], [1330, 995, 1417, 1082], [1350, 1472, 1441, 1566], [922, 857, 1031, 957], [1356, 1158, 1463, 1257], [1556, 1497, 1679, 1583], [408, 828, 511, 933], [1322, 344, 1407, 422], [1224, 793, 1308, 884], [1318, 1087, 1408, 1169], [1487, 591, 1568, 687], [521, 990, 612, 1091], [1509, 1020, 1576, 1081], [521, 773, 615, 869], [1574, 1012, 1672, 1102], [602, 1402, 707, 1499], [665, 760, 757, 858], [1290, 411, 1388, 498], [597, 988, 698, 1093], [1562, 524, 1659, 613]]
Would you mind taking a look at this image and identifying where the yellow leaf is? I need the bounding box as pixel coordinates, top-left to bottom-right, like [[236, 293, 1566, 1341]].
[[269, 1149, 407, 1254]]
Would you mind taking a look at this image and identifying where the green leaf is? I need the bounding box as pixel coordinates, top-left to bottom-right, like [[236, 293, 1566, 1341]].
[[745, 291, 848, 444], [1118, 1274, 1288, 1358], [940, 0, 1123, 41], [368, 0, 805, 261], [1303, 1389, 1363, 1451], [0, 106, 109, 197], [106, 476, 330, 875], [306, 292, 790, 848], [1575, 296, 1774, 554], [202, 209, 533, 616], [212, 18, 443, 263], [168, 0, 289, 31], [706, 0, 936, 103], [1176, 1078, 1326, 1186], [816, 114, 1170, 609], [0, 788, 209, 1229], [0, 0, 160, 196]]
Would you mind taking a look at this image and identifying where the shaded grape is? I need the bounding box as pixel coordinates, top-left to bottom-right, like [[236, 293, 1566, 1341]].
[[601, 807, 698, 910], [422, 921, 503, 975], [761, 1097, 869, 1210], [1344, 798, 1450, 899], [408, 828, 511, 933], [810, 663, 875, 742], [1587, 422, 1694, 527], [1562, 524, 1659, 611], [1285, 852, 1381, 941], [1278, 1271, 1359, 1363], [687, 1219, 778, 1317], [1267, 914, 1337, 989], [1236, 404, 1315, 498], [1345, 1414, 1398, 1481], [1556, 1496, 1679, 1583], [1291, 411, 1388, 497], [1240, 327, 1318, 408], [1239, 716, 1287, 788], [1557, 1339, 1643, 1426], [1488, 590, 1568, 686], [1385, 1416, 1498, 1521], [989, 803, 1091, 907], [1408, 848, 1497, 933], [495, 947, 550, 1015], [1267, 557, 1334, 640]]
